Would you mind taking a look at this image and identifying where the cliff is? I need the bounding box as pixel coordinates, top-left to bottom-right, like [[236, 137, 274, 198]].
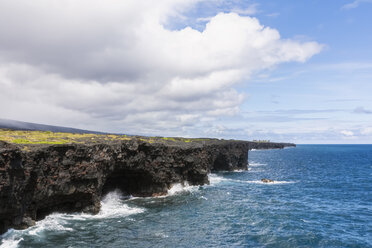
[[0, 131, 295, 234]]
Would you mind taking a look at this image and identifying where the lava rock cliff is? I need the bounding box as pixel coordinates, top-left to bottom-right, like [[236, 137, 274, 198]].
[[0, 138, 294, 234]]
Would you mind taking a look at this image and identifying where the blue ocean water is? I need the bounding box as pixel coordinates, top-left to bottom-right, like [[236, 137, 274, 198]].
[[1, 145, 371, 248]]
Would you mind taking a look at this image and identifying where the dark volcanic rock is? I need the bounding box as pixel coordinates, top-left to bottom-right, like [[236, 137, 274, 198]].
[[261, 178, 275, 183], [0, 139, 294, 234], [248, 142, 296, 150]]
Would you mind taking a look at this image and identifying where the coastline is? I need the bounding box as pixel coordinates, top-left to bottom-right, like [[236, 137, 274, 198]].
[[0, 130, 295, 234]]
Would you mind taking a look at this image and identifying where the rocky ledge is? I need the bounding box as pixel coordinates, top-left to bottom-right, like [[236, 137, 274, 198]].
[[0, 134, 295, 234]]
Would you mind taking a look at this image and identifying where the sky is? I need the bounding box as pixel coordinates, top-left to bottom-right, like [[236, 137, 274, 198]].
[[0, 0, 371, 144]]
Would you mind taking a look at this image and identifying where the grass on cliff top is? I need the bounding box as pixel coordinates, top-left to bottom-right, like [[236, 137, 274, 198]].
[[0, 129, 131, 145], [0, 129, 214, 146]]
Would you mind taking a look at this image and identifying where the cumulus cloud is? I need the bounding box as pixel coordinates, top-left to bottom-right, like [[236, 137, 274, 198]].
[[0, 0, 322, 134], [341, 130, 354, 137]]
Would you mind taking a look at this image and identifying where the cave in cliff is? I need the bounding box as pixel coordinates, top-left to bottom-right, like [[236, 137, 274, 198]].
[[36, 192, 93, 220], [101, 168, 167, 197]]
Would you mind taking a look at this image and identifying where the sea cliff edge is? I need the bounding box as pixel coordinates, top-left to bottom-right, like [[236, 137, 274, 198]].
[[0, 133, 295, 234]]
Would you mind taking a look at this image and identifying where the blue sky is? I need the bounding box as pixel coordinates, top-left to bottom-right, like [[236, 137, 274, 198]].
[[181, 0, 372, 143], [251, 0, 372, 143], [0, 0, 371, 143]]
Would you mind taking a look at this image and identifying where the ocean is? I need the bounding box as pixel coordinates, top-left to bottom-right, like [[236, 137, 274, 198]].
[[1, 145, 371, 247]]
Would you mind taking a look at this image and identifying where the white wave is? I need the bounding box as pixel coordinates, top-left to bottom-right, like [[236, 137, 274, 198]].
[[154, 232, 169, 238], [208, 174, 294, 185], [208, 174, 226, 185], [25, 191, 145, 235], [98, 190, 144, 218], [123, 183, 199, 200], [238, 180, 295, 185], [51, 191, 144, 221], [0, 191, 145, 248], [0, 239, 23, 248], [247, 169, 264, 173], [0, 212, 76, 242], [208, 172, 247, 185], [0, 230, 23, 248], [79, 190, 144, 219], [28, 214, 73, 236], [0, 190, 144, 247], [249, 162, 267, 167], [167, 182, 198, 196]]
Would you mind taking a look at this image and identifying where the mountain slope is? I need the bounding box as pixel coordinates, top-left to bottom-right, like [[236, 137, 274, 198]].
[[0, 118, 105, 134]]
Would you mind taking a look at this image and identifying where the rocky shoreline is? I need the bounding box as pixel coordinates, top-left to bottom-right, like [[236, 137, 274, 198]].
[[0, 137, 295, 234]]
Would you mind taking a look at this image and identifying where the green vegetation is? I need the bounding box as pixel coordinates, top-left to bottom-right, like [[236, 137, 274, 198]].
[[161, 137, 177, 142], [160, 137, 212, 143], [0, 129, 131, 145], [252, 139, 271, 143], [0, 129, 217, 146], [12, 138, 68, 145]]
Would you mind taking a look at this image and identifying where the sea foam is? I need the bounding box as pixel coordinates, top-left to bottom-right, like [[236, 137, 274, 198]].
[[0, 230, 23, 248], [0, 190, 144, 248], [249, 161, 267, 167], [88, 190, 144, 219], [208, 174, 295, 185], [167, 182, 198, 195]]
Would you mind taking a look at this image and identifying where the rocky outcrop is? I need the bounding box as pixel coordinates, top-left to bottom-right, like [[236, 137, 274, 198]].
[[0, 139, 294, 234], [248, 142, 295, 150], [261, 178, 275, 183]]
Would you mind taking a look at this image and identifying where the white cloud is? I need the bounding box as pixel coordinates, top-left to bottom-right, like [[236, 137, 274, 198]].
[[197, 16, 213, 22], [342, 0, 372, 9], [266, 13, 280, 18], [341, 130, 354, 136], [354, 106, 372, 114], [0, 0, 322, 135], [360, 127, 372, 135], [231, 3, 259, 15]]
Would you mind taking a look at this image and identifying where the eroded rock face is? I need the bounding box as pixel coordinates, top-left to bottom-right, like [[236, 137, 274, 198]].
[[0, 139, 294, 234], [0, 139, 243, 234]]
